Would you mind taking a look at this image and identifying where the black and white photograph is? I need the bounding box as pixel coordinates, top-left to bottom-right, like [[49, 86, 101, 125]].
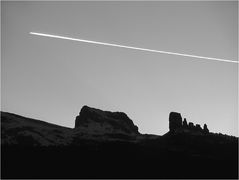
[[1, 1, 238, 179]]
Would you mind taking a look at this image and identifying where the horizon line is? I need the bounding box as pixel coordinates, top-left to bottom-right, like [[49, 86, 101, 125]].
[[29, 32, 238, 64]]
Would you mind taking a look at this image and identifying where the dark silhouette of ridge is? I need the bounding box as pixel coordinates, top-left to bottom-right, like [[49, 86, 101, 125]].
[[1, 111, 70, 129], [1, 107, 238, 179]]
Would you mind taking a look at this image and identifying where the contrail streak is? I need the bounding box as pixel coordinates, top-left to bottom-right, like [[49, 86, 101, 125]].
[[30, 32, 238, 64]]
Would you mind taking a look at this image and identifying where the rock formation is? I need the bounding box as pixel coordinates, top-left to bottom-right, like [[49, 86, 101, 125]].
[[169, 112, 209, 134], [1, 108, 237, 179], [195, 124, 202, 131], [203, 124, 209, 133], [188, 122, 194, 129], [75, 105, 139, 135], [183, 118, 188, 128], [169, 112, 182, 132]]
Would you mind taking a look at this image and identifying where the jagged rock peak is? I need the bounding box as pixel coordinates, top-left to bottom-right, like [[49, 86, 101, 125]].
[[74, 105, 139, 135], [203, 124, 209, 133], [169, 112, 209, 134], [183, 118, 188, 127]]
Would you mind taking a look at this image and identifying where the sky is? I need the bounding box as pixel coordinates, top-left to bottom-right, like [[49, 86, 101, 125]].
[[1, 1, 238, 136]]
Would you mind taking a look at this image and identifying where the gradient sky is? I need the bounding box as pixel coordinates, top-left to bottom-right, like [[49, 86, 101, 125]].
[[1, 1, 238, 136]]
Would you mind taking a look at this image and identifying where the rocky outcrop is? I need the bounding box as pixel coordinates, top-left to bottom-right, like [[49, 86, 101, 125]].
[[74, 106, 139, 135], [169, 112, 182, 132], [203, 124, 209, 133], [169, 112, 209, 134], [183, 118, 188, 128]]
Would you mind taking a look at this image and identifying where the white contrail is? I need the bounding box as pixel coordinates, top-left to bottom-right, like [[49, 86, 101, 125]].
[[29, 32, 238, 64]]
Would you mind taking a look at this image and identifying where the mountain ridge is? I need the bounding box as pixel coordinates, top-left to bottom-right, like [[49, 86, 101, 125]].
[[1, 106, 238, 178], [1, 107, 237, 138], [1, 106, 238, 146]]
